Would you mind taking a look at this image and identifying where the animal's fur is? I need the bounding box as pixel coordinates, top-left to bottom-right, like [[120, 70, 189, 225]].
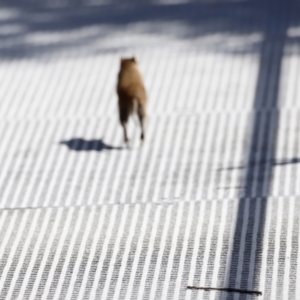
[[117, 57, 147, 146]]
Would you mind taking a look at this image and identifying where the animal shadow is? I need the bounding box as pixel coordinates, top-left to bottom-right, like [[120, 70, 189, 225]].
[[60, 138, 123, 151]]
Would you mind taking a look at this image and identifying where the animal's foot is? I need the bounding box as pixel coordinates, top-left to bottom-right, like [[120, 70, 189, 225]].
[[124, 139, 131, 149]]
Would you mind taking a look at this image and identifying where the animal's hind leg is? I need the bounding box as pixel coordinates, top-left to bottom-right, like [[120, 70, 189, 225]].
[[122, 121, 129, 145], [137, 104, 146, 143], [119, 105, 130, 147]]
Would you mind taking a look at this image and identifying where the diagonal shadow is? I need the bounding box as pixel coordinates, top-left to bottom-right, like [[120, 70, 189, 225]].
[[60, 138, 123, 151], [225, 0, 294, 296], [218, 157, 300, 171]]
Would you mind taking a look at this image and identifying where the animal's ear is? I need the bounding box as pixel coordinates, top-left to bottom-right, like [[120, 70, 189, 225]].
[[131, 56, 137, 63], [121, 57, 125, 62]]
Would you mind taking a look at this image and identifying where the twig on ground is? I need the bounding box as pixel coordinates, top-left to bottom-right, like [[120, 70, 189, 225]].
[[187, 286, 262, 296]]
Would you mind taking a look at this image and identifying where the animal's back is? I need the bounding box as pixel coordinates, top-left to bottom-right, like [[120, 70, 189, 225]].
[[117, 60, 147, 106]]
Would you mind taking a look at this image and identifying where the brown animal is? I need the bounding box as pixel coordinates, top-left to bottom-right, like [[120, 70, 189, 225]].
[[117, 57, 147, 147]]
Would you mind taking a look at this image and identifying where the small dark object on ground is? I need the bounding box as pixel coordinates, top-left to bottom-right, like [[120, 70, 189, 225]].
[[186, 286, 262, 296]]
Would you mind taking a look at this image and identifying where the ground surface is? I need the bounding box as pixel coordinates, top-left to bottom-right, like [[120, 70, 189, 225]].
[[0, 0, 300, 299]]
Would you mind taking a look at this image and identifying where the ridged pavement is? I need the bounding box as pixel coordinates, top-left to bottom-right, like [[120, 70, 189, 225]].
[[0, 0, 300, 299]]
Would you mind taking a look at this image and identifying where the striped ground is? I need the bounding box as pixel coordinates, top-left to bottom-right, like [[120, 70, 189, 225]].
[[0, 0, 300, 299]]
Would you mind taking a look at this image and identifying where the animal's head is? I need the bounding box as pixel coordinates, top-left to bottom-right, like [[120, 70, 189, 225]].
[[120, 56, 137, 68]]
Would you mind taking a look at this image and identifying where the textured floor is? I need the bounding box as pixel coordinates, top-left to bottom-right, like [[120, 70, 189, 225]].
[[0, 0, 300, 299]]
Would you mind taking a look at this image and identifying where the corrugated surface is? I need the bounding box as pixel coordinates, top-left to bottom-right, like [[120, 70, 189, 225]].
[[0, 0, 300, 299]]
